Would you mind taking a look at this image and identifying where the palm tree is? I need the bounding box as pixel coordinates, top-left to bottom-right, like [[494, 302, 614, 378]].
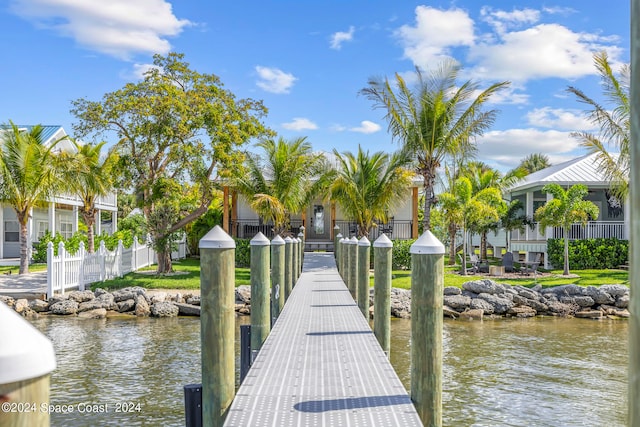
[[360, 60, 509, 231], [535, 184, 599, 275], [499, 199, 533, 251], [567, 51, 629, 200], [438, 177, 503, 275], [436, 161, 463, 265], [63, 140, 119, 253], [234, 136, 332, 235], [0, 122, 67, 273], [329, 146, 413, 237], [518, 153, 551, 174]]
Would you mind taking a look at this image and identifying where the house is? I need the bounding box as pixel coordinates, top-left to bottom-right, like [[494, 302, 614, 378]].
[[506, 152, 628, 268], [219, 177, 422, 250], [0, 125, 118, 263]]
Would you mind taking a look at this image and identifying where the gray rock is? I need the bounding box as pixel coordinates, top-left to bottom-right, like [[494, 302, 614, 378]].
[[96, 293, 118, 310], [443, 295, 471, 310], [48, 294, 69, 305], [150, 292, 167, 304], [476, 293, 514, 314], [544, 284, 584, 296], [235, 286, 251, 304], [583, 286, 615, 305], [546, 301, 578, 316], [600, 284, 629, 298], [527, 299, 549, 313], [78, 308, 107, 319], [462, 279, 505, 295], [443, 287, 461, 296], [117, 299, 136, 312], [559, 296, 595, 307], [135, 295, 150, 317], [151, 301, 179, 317], [470, 298, 494, 315], [0, 296, 15, 308], [508, 306, 537, 318], [460, 309, 484, 320], [67, 290, 95, 303], [111, 287, 146, 302], [514, 286, 539, 301], [443, 305, 459, 318], [174, 302, 201, 316], [531, 284, 543, 293], [78, 299, 105, 312], [94, 288, 108, 297], [14, 299, 29, 313], [575, 310, 603, 319], [50, 299, 79, 315], [29, 299, 49, 312], [186, 295, 201, 306], [615, 294, 629, 309]]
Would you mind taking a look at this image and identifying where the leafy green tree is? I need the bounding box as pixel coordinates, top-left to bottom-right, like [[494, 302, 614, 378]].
[[360, 60, 509, 231], [233, 136, 332, 235], [329, 146, 413, 237], [71, 53, 269, 273], [62, 140, 119, 253], [568, 51, 629, 200], [0, 122, 67, 273], [438, 177, 503, 275], [499, 199, 533, 251], [518, 153, 551, 174], [535, 184, 599, 275]]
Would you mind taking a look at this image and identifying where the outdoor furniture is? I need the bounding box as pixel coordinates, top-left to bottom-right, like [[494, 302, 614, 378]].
[[459, 254, 476, 274], [520, 253, 541, 276], [489, 265, 505, 276], [502, 252, 515, 273]]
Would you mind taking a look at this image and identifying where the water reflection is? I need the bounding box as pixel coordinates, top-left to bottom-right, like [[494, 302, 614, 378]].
[[31, 315, 628, 427]]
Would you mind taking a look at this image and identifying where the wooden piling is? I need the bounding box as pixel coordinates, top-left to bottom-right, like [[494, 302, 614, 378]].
[[250, 232, 271, 352], [298, 231, 305, 274], [271, 235, 285, 320], [199, 225, 236, 426], [373, 234, 393, 356], [357, 236, 371, 318], [335, 233, 343, 271], [284, 237, 293, 300], [292, 237, 299, 284], [348, 236, 359, 300], [0, 303, 56, 427], [410, 230, 444, 427]]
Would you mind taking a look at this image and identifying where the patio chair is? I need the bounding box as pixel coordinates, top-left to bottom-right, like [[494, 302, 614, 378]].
[[520, 253, 541, 276], [458, 254, 476, 274], [502, 252, 515, 273]]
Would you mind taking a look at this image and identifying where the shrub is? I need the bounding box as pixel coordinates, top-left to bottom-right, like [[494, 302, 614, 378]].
[[234, 238, 251, 267], [547, 238, 628, 269], [391, 239, 415, 270]]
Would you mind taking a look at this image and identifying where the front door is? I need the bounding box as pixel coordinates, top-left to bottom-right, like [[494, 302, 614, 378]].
[[307, 203, 330, 240]]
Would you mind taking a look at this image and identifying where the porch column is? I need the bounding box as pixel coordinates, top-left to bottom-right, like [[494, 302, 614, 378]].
[[231, 191, 238, 237], [72, 206, 78, 233], [112, 210, 118, 233], [625, 196, 631, 240], [412, 187, 419, 239], [222, 186, 230, 234], [543, 192, 553, 268], [95, 209, 102, 236], [48, 202, 55, 235], [525, 192, 534, 241]]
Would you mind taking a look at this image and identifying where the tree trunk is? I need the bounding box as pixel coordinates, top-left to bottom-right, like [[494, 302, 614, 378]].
[[563, 233, 570, 276], [157, 249, 173, 274], [461, 228, 467, 276], [83, 211, 96, 253], [421, 164, 437, 231], [18, 217, 29, 275], [480, 231, 488, 260], [448, 223, 457, 265]]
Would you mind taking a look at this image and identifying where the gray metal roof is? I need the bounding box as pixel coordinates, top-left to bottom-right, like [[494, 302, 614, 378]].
[[508, 152, 616, 194]]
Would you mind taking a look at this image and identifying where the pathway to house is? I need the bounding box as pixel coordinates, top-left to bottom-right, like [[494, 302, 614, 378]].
[[0, 271, 47, 299], [223, 252, 422, 426]]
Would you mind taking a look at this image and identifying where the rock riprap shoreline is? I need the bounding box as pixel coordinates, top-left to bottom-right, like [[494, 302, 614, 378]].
[[0, 279, 630, 320]]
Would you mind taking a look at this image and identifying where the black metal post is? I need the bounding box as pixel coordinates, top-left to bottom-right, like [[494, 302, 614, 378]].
[[240, 324, 252, 382], [184, 383, 203, 427]]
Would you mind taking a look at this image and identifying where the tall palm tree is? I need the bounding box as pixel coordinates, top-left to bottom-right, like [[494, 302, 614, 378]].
[[234, 136, 333, 235], [518, 153, 551, 174], [535, 184, 599, 275], [438, 177, 503, 275], [360, 60, 509, 231], [63, 140, 119, 253], [0, 122, 67, 273], [329, 146, 413, 237], [568, 51, 630, 200], [499, 199, 533, 251]]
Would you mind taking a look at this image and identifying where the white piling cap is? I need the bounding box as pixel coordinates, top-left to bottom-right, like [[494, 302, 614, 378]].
[[339, 238, 346, 244], [410, 230, 445, 254], [336, 233, 343, 239], [292, 237, 299, 244], [358, 236, 371, 246], [0, 302, 56, 384], [297, 231, 304, 238], [271, 235, 285, 245], [349, 236, 358, 244], [250, 231, 270, 246], [199, 225, 236, 249], [284, 236, 293, 244], [373, 234, 393, 248], [299, 225, 305, 231]]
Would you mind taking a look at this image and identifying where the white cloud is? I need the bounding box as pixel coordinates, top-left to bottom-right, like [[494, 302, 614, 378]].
[[349, 120, 381, 134], [330, 26, 355, 50], [480, 7, 540, 34], [282, 118, 318, 131], [525, 107, 597, 131], [255, 66, 297, 94], [396, 6, 474, 69], [10, 0, 190, 59], [130, 63, 159, 79]]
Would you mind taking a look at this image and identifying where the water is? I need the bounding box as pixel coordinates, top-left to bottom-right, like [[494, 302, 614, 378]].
[[30, 316, 628, 427]]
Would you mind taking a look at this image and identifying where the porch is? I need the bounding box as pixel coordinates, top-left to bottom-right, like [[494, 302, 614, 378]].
[[510, 221, 627, 242]]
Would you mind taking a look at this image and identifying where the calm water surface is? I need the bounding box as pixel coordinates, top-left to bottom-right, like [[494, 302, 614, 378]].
[[31, 316, 628, 427]]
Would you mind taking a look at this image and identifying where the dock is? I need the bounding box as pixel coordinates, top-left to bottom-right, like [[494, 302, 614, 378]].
[[224, 252, 422, 426]]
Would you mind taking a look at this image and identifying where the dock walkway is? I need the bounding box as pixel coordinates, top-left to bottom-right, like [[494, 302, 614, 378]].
[[224, 252, 422, 426]]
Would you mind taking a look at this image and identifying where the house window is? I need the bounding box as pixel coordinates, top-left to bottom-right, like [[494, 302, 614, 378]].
[[4, 221, 19, 242], [37, 221, 49, 241], [60, 221, 73, 239]]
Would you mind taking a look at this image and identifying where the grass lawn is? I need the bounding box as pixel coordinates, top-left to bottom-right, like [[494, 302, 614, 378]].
[[93, 257, 628, 292], [0, 263, 47, 274]]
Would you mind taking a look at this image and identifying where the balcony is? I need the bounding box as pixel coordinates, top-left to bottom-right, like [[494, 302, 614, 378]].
[[511, 221, 627, 241], [334, 220, 413, 240], [231, 219, 304, 239]]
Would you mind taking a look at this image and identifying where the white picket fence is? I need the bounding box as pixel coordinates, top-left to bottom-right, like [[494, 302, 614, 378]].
[[47, 235, 187, 298]]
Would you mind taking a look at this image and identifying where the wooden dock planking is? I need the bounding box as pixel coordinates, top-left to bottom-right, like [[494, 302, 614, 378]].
[[224, 252, 422, 426]]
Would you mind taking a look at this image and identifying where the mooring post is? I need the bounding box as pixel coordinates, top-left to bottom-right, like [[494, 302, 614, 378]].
[[410, 231, 444, 427], [284, 236, 293, 300], [292, 237, 299, 285], [357, 236, 371, 318], [335, 233, 343, 272], [0, 303, 56, 427], [297, 231, 305, 274], [271, 235, 285, 321], [373, 234, 393, 357], [348, 236, 359, 301], [296, 237, 303, 278], [199, 225, 236, 427], [341, 238, 348, 282], [333, 225, 341, 258], [250, 232, 271, 353], [629, 1, 639, 423]]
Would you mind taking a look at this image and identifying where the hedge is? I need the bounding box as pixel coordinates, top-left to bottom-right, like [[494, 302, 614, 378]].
[[547, 238, 628, 270]]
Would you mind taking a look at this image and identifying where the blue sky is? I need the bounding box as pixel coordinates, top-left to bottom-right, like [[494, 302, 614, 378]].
[[0, 1, 629, 172]]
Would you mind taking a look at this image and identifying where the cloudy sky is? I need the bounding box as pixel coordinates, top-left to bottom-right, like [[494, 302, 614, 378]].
[[1, 1, 629, 171]]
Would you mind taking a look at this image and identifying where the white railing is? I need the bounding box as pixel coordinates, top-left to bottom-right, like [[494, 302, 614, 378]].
[[46, 234, 187, 298], [511, 221, 626, 241]]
